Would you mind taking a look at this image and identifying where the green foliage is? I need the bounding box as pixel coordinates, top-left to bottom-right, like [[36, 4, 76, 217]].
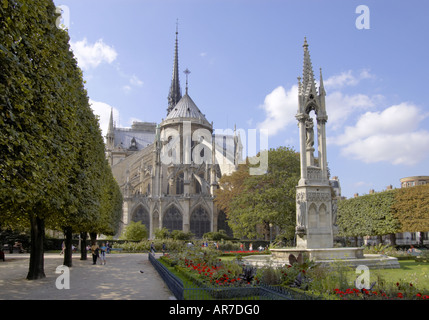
[[0, 0, 122, 278], [203, 230, 232, 241], [337, 190, 400, 238], [392, 184, 429, 233], [120, 221, 148, 241], [154, 227, 170, 239], [170, 230, 194, 240], [215, 147, 300, 240], [338, 185, 429, 238], [0, 0, 122, 233]]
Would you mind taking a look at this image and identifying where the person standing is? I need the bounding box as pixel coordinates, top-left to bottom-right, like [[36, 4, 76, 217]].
[[60, 241, 65, 255], [99, 243, 107, 265], [91, 242, 99, 265]]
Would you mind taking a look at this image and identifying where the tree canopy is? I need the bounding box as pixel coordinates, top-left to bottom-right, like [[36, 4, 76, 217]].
[[215, 146, 300, 240], [337, 185, 429, 242], [0, 0, 122, 278]]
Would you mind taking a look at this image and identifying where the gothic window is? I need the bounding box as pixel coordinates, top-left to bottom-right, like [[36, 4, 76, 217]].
[[132, 206, 150, 231], [190, 206, 210, 238], [319, 203, 328, 227], [163, 206, 182, 232], [308, 203, 318, 228], [176, 172, 184, 195]]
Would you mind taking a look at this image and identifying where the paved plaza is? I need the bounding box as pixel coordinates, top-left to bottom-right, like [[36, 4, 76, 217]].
[[0, 252, 174, 300]]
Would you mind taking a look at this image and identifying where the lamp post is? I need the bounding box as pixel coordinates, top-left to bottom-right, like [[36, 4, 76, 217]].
[[269, 223, 273, 245]]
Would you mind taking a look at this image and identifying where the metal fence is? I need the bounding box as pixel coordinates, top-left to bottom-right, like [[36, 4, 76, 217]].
[[149, 253, 303, 300]]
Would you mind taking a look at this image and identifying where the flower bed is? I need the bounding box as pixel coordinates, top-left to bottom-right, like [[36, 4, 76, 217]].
[[159, 246, 429, 300]]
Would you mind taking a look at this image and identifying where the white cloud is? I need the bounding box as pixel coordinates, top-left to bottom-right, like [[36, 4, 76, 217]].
[[70, 38, 117, 70], [122, 85, 132, 94], [324, 69, 373, 89], [129, 75, 144, 87], [326, 91, 383, 130], [257, 70, 377, 136], [122, 75, 144, 94], [331, 103, 429, 165], [89, 99, 119, 139], [257, 85, 298, 136]]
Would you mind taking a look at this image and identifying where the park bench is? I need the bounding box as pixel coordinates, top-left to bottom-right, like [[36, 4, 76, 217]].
[[109, 248, 123, 253]]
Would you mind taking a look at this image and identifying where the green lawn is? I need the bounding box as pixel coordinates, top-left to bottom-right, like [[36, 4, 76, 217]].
[[368, 260, 429, 291]]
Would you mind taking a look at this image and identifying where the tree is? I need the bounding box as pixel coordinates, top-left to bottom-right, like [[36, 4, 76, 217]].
[[215, 147, 300, 240], [337, 190, 400, 244], [0, 0, 122, 277], [392, 184, 429, 245], [0, 0, 83, 279]]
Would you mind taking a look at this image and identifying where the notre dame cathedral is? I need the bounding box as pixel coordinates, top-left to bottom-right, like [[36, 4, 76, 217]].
[[105, 29, 242, 239]]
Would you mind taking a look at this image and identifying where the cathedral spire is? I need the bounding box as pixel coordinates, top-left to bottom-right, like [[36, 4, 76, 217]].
[[167, 21, 182, 115]]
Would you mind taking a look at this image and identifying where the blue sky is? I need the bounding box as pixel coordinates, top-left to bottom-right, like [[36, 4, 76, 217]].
[[53, 0, 429, 199]]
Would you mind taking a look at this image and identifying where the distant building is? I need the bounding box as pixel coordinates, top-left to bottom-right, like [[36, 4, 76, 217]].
[[329, 176, 344, 199], [400, 176, 429, 188]]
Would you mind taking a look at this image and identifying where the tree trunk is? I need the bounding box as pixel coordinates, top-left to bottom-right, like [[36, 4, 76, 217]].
[[389, 233, 396, 246], [377, 235, 383, 245], [27, 215, 46, 280], [80, 232, 88, 260], [63, 226, 73, 267], [90, 232, 97, 245]]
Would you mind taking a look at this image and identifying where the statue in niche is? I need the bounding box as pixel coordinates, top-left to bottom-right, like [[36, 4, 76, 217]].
[[296, 201, 306, 233], [305, 118, 314, 148]]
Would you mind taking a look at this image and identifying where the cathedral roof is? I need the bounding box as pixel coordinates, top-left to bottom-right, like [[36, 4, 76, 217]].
[[165, 93, 210, 125]]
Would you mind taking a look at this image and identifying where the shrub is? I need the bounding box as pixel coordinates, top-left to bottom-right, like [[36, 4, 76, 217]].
[[119, 221, 148, 241]]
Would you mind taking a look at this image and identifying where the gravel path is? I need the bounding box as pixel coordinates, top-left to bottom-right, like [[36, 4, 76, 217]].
[[0, 252, 174, 300]]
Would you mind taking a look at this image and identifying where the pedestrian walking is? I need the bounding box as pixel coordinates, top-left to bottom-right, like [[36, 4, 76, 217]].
[[91, 242, 100, 265], [60, 241, 65, 255], [150, 242, 156, 255], [99, 243, 107, 265]]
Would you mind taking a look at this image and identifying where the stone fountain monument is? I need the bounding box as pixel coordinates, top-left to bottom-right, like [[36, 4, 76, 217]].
[[244, 38, 399, 269]]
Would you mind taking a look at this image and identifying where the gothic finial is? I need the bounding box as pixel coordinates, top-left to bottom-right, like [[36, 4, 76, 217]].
[[184, 68, 191, 94], [301, 37, 316, 97], [319, 67, 325, 96]]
